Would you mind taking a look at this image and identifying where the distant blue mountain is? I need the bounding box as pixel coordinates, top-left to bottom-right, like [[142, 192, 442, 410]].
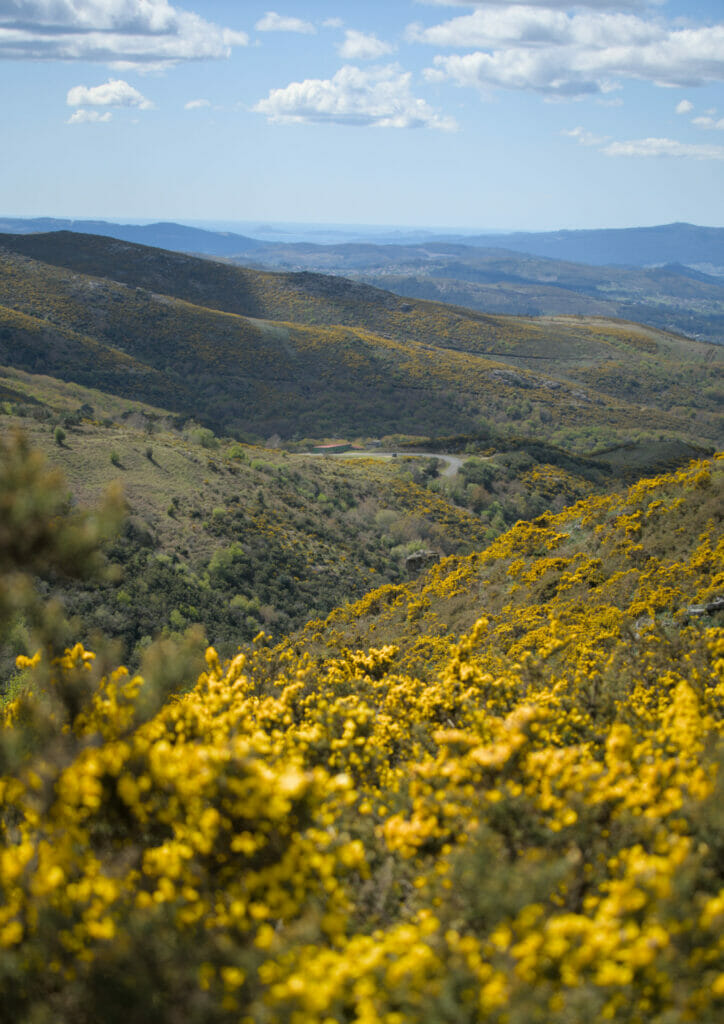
[[2, 218, 722, 269], [1, 217, 721, 342], [0, 218, 264, 256], [439, 223, 724, 268]]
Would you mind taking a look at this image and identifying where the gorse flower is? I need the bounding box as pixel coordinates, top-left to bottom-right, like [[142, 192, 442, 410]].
[[0, 453, 722, 1022]]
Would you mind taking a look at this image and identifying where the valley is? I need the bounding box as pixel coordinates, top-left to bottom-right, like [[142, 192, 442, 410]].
[[0, 229, 722, 1024]]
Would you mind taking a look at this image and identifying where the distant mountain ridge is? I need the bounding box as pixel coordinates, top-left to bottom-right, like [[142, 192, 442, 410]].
[[0, 229, 720, 449], [2, 217, 722, 343], [2, 217, 721, 268], [0, 217, 264, 257], [439, 222, 724, 268]]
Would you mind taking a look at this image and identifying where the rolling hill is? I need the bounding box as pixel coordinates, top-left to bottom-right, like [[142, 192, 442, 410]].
[[0, 231, 721, 451], [3, 218, 722, 343], [0, 223, 722, 1024]]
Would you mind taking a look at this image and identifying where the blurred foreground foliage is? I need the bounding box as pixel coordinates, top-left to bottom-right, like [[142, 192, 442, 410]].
[[0, 439, 723, 1022]]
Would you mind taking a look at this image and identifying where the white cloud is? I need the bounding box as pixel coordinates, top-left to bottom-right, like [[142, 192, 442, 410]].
[[254, 64, 457, 131], [67, 78, 151, 108], [338, 30, 395, 61], [185, 98, 210, 109], [409, 9, 660, 49], [602, 136, 724, 159], [563, 126, 610, 146], [426, 49, 608, 97], [0, 1, 248, 64], [414, 8, 724, 98], [67, 108, 112, 124], [676, 99, 693, 114], [255, 11, 315, 34], [323, 18, 344, 29], [692, 114, 724, 130], [414, 1, 652, 9]]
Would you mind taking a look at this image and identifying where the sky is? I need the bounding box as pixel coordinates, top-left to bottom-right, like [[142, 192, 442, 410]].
[[1, 0, 723, 231]]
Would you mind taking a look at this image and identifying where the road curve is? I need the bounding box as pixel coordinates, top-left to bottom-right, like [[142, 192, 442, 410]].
[[310, 450, 466, 478]]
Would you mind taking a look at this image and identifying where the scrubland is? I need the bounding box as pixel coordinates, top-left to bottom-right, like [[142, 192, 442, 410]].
[[1, 428, 722, 1023]]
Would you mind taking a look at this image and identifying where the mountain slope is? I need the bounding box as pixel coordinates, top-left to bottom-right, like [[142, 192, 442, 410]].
[[0, 232, 721, 448], [0, 217, 264, 256], [3, 219, 722, 342], [2, 449, 723, 1023], [287, 454, 724, 677]]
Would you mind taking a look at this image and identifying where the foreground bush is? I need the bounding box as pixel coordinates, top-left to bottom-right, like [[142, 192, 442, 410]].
[[1, 451, 723, 1022]]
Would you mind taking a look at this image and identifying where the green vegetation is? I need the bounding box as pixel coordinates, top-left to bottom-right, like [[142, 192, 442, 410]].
[[0, 375, 501, 673], [0, 232, 720, 449], [1, 362, 718, 679], [0, 234, 722, 1019], [0, 435, 722, 1022]]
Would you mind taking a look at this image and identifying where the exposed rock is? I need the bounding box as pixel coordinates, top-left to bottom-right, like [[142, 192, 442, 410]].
[[684, 595, 724, 619], [405, 549, 439, 574], [632, 615, 655, 640]]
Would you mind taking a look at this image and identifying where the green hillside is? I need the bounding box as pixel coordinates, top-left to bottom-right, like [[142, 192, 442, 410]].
[[0, 368, 621, 673], [1, 440, 722, 1023], [0, 373, 498, 672], [0, 232, 721, 449], [287, 453, 724, 680]]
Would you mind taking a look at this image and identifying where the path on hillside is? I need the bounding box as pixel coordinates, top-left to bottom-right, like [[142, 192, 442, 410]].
[[308, 450, 466, 478]]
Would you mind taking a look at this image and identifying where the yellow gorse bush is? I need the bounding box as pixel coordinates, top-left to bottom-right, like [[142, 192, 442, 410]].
[[1, 455, 723, 1022]]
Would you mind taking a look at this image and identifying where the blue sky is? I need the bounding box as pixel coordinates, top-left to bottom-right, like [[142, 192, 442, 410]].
[[1, 0, 723, 230]]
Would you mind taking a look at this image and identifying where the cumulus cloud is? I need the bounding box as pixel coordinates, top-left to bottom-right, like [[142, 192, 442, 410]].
[[414, 7, 724, 98], [67, 108, 112, 124], [676, 99, 693, 114], [254, 64, 457, 130], [255, 11, 315, 34], [67, 78, 152, 108], [563, 122, 724, 159], [185, 98, 210, 109], [0, 0, 248, 64], [602, 137, 724, 159], [338, 30, 395, 61], [692, 114, 724, 130], [563, 126, 610, 146], [414, 1, 652, 9], [408, 9, 659, 49]]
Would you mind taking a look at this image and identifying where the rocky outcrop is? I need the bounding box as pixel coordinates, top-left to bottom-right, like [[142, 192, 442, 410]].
[[405, 549, 439, 575], [684, 595, 724, 620]]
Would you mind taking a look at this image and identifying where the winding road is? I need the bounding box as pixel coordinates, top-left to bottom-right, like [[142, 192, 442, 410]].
[[312, 450, 466, 478]]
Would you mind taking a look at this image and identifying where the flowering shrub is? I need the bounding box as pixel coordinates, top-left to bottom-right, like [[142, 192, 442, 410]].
[[1, 454, 723, 1021]]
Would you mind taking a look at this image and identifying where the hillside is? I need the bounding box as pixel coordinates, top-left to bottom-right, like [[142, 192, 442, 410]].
[[0, 369, 499, 670], [1, 447, 722, 1022], [3, 219, 722, 342], [5, 363, 713, 678], [288, 454, 724, 678], [0, 232, 721, 451], [0, 217, 265, 257], [354, 254, 724, 345]]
